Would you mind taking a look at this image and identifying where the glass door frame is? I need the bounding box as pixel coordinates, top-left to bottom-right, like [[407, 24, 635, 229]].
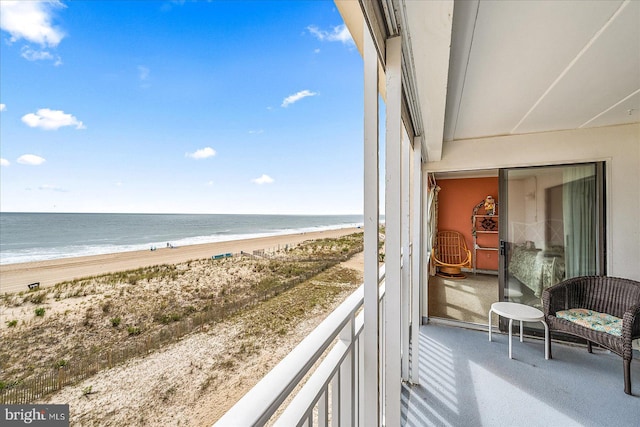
[[497, 162, 606, 336]]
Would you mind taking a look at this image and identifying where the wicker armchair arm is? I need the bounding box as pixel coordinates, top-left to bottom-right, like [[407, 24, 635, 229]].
[[622, 301, 640, 340], [543, 281, 568, 316]]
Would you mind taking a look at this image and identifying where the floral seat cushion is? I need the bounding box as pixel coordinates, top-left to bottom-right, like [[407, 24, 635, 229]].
[[556, 308, 622, 337]]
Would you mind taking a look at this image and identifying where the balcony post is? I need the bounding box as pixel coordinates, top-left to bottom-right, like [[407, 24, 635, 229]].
[[357, 324, 364, 425], [384, 34, 402, 427], [401, 129, 411, 381], [363, 15, 381, 427], [410, 137, 423, 384], [331, 372, 339, 427], [339, 318, 355, 425], [422, 163, 432, 322]]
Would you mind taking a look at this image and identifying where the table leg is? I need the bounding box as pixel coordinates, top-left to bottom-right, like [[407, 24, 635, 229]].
[[488, 309, 493, 342], [542, 320, 549, 360], [520, 320, 523, 342], [508, 318, 513, 359]]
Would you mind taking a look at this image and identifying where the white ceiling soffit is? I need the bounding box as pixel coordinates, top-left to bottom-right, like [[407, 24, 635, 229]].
[[362, 0, 454, 162], [443, 0, 640, 141], [336, 0, 455, 162], [399, 0, 454, 162]]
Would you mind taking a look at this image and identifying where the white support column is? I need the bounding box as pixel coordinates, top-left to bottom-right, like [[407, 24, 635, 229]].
[[384, 35, 402, 427], [401, 130, 411, 382], [421, 162, 430, 322], [363, 20, 380, 427], [410, 137, 423, 385]]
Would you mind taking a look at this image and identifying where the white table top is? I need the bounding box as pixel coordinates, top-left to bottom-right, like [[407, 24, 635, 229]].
[[491, 301, 544, 322]]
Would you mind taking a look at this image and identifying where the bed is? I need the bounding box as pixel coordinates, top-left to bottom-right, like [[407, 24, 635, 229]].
[[508, 221, 565, 297], [509, 244, 565, 297]]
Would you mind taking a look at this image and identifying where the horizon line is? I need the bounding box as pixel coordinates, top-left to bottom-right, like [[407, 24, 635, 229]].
[[0, 211, 369, 216]]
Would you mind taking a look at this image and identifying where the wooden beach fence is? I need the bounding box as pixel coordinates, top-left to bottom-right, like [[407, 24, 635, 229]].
[[0, 280, 293, 405], [0, 243, 363, 405]]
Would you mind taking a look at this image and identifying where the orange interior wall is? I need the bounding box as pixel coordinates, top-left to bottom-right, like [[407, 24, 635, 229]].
[[437, 177, 499, 271]]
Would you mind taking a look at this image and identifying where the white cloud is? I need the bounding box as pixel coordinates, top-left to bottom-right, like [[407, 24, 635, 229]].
[[281, 90, 318, 108], [0, 0, 66, 47], [138, 65, 150, 80], [160, 0, 186, 12], [252, 174, 274, 185], [0, 104, 6, 112], [186, 147, 216, 159], [1, 158, 10, 167], [21, 46, 53, 61], [20, 45, 62, 65], [307, 24, 353, 45], [138, 66, 151, 88], [39, 184, 66, 192], [21, 108, 85, 130], [17, 154, 46, 165], [249, 129, 264, 135]]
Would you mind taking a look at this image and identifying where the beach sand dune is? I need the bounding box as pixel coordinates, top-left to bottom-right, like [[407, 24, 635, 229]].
[[0, 228, 360, 294], [0, 228, 365, 426]]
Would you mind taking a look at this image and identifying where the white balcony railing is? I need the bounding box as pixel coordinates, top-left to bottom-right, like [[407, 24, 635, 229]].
[[215, 266, 386, 426]]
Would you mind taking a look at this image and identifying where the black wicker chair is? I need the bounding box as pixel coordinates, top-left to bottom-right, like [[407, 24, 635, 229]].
[[542, 276, 640, 395]]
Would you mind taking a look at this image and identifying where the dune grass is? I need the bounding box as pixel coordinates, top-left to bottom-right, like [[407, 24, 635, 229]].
[[0, 232, 363, 400]]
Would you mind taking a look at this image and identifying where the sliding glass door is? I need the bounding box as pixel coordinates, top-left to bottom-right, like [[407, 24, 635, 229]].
[[499, 163, 605, 313]]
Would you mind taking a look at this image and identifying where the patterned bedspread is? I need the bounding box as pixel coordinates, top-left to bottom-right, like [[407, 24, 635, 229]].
[[509, 245, 565, 297]]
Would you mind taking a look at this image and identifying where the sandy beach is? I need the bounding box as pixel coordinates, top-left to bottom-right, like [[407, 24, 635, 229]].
[[0, 227, 361, 294], [1, 228, 365, 425]]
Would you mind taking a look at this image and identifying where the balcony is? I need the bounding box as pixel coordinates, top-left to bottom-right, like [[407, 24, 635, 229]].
[[216, 1, 640, 424], [215, 277, 639, 426], [403, 323, 639, 426], [215, 267, 386, 426]]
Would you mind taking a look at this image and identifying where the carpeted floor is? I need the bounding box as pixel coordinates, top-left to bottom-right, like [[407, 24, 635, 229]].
[[428, 273, 499, 324]]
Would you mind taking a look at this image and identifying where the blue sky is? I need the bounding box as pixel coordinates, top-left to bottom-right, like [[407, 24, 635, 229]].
[[0, 0, 365, 215]]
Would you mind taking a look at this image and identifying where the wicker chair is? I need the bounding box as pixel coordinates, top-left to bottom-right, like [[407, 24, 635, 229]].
[[431, 230, 472, 279], [542, 276, 640, 395]]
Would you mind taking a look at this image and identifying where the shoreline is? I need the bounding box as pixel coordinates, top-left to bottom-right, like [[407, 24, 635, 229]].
[[0, 227, 362, 294]]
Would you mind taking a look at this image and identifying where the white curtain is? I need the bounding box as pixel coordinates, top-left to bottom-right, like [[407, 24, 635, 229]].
[[427, 174, 440, 276], [562, 164, 597, 278]]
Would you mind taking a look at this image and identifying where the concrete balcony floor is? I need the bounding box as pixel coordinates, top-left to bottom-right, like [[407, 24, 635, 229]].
[[402, 323, 640, 426]]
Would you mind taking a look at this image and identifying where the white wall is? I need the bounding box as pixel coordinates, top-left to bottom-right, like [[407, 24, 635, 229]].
[[426, 123, 640, 281]]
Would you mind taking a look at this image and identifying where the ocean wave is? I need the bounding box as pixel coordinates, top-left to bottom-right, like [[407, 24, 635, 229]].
[[0, 222, 363, 265]]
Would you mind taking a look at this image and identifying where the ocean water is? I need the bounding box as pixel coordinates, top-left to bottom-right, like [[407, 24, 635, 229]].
[[0, 213, 363, 265]]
